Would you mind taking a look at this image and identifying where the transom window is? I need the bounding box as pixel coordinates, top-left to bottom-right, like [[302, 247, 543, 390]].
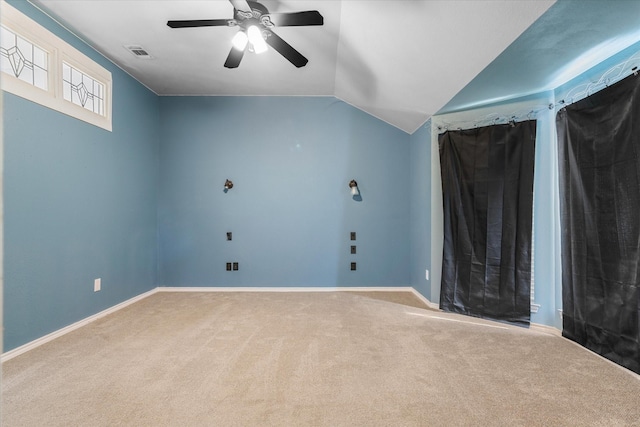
[[1, 1, 112, 131], [62, 62, 104, 116], [0, 25, 48, 90]]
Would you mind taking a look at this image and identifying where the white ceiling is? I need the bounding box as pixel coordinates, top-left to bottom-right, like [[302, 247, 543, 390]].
[[28, 0, 558, 133]]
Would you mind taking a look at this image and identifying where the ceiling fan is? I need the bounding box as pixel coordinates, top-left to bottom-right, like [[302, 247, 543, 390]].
[[167, 0, 323, 69]]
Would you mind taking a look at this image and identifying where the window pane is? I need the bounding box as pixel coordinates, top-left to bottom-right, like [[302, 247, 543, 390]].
[[34, 66, 47, 90], [62, 62, 71, 81], [0, 55, 12, 75], [17, 66, 33, 85], [63, 80, 71, 100], [0, 26, 15, 50], [62, 61, 105, 116], [0, 25, 48, 89], [71, 67, 81, 85], [16, 35, 33, 63], [33, 46, 46, 68]]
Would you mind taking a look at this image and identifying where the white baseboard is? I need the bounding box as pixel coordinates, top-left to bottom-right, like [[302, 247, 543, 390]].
[[409, 287, 440, 310], [1, 288, 158, 363]]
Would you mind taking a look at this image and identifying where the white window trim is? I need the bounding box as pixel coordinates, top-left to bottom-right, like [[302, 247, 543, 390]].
[[1, 1, 112, 131]]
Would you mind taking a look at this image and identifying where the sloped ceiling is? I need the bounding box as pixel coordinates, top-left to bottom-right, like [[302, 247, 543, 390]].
[[26, 0, 559, 133], [333, 1, 554, 133], [440, 0, 640, 114]]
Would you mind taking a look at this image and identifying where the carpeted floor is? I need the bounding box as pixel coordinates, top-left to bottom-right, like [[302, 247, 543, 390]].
[[3, 291, 640, 426]]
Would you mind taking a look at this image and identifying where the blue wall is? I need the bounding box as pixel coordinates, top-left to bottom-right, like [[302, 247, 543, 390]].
[[158, 96, 411, 287], [8, 0, 636, 353], [3, 1, 160, 351], [409, 121, 431, 299]]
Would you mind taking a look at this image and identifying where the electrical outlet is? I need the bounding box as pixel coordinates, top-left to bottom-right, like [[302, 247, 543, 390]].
[[350, 232, 356, 241], [94, 278, 101, 292], [351, 262, 357, 271], [226, 263, 232, 271], [351, 245, 356, 254], [233, 262, 239, 271], [425, 269, 429, 281], [226, 232, 232, 241]]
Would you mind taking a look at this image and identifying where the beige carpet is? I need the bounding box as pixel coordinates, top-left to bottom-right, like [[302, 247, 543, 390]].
[[3, 291, 640, 426]]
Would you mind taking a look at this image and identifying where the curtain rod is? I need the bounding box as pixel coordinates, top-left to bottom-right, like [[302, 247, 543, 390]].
[[435, 104, 549, 134], [555, 49, 640, 108], [435, 49, 640, 134]]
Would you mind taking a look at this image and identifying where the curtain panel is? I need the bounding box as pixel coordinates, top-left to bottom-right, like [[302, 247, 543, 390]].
[[557, 73, 640, 374], [438, 121, 536, 326]]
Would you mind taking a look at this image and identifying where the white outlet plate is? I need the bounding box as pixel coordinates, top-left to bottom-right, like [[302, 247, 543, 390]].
[[425, 269, 429, 281], [94, 278, 101, 292]]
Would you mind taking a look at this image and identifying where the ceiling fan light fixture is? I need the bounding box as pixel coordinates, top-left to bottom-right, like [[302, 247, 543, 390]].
[[253, 38, 268, 54], [167, 0, 324, 67], [231, 30, 248, 50], [247, 25, 267, 54]]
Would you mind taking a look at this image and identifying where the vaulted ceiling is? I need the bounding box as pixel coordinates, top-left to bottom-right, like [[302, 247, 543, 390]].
[[26, 0, 640, 133]]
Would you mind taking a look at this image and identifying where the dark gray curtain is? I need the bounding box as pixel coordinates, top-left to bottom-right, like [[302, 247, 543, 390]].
[[439, 121, 536, 326], [557, 73, 640, 374]]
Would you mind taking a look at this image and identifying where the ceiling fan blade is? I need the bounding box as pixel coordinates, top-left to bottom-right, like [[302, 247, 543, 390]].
[[167, 19, 233, 28], [229, 0, 252, 13], [265, 30, 308, 68], [224, 46, 246, 68], [265, 11, 323, 27]]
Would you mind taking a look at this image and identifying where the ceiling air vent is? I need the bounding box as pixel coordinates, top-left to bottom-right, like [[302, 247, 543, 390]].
[[124, 45, 153, 59]]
